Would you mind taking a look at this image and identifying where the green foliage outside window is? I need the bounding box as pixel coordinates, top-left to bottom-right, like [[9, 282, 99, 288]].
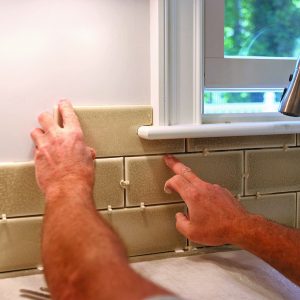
[[204, 0, 300, 111]]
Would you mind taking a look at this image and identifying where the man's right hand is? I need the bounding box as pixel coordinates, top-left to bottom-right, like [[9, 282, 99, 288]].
[[164, 154, 249, 246]]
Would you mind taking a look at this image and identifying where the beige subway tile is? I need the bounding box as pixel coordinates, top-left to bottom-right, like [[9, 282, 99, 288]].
[[56, 106, 184, 157], [0, 217, 42, 272], [94, 158, 124, 209], [187, 135, 295, 152], [101, 204, 186, 256], [125, 156, 182, 206], [126, 152, 242, 207], [245, 148, 300, 195], [178, 152, 243, 196], [241, 193, 296, 227], [0, 162, 44, 217]]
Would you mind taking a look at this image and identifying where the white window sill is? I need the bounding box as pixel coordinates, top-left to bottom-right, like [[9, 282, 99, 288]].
[[138, 121, 300, 140]]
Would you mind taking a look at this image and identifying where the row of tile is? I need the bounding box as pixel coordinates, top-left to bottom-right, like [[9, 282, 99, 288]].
[[56, 106, 298, 157], [0, 193, 298, 273], [2, 148, 300, 217]]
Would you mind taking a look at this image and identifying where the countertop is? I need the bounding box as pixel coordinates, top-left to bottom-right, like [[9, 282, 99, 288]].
[[0, 250, 299, 299]]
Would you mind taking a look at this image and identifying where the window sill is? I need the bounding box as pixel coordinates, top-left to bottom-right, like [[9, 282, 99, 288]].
[[138, 121, 300, 140]]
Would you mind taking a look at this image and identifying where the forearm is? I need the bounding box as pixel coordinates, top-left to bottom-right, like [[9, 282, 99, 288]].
[[232, 214, 300, 286], [42, 182, 170, 300]]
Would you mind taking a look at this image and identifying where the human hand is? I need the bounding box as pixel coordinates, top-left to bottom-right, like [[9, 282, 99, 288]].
[[164, 155, 249, 246], [30, 100, 96, 197]]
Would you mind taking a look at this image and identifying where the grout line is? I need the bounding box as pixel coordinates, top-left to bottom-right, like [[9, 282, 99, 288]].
[[97, 201, 185, 212], [92, 144, 300, 161]]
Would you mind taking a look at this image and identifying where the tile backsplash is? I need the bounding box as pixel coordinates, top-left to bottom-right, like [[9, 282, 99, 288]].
[[0, 106, 298, 273]]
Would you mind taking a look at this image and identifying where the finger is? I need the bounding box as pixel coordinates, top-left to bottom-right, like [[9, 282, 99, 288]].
[[175, 212, 191, 238], [30, 128, 45, 148], [164, 175, 197, 205], [164, 154, 208, 187], [38, 112, 57, 133], [58, 99, 82, 130]]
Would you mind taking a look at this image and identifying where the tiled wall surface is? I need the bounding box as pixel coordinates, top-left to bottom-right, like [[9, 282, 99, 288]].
[[0, 106, 299, 273]]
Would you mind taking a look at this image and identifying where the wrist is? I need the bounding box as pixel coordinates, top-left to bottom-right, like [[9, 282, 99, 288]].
[[229, 213, 264, 246], [45, 177, 94, 203]]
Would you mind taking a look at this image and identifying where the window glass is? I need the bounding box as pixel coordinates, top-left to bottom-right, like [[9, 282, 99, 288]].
[[224, 0, 300, 57], [204, 91, 282, 114]]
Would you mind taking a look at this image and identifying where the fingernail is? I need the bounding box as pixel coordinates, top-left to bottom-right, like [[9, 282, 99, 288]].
[[164, 186, 172, 194]]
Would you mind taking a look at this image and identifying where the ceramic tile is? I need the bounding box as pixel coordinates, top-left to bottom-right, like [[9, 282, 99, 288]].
[[178, 152, 243, 195], [55, 106, 184, 157], [0, 162, 44, 217], [241, 193, 296, 227], [126, 152, 243, 206], [101, 204, 186, 256], [94, 158, 124, 209], [125, 156, 182, 206], [187, 135, 296, 152], [0, 217, 42, 272], [297, 134, 300, 146], [127, 152, 243, 206], [245, 148, 300, 195]]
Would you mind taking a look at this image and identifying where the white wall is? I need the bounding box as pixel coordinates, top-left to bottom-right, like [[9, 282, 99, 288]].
[[0, 0, 150, 162]]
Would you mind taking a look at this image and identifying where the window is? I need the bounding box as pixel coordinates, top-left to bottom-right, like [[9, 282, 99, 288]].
[[204, 0, 298, 115], [140, 0, 300, 140]]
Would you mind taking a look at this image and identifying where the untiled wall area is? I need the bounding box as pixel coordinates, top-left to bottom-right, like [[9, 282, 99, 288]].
[[0, 105, 300, 274]]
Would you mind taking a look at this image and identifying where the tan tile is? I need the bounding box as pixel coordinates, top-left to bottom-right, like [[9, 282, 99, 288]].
[[0, 162, 44, 217], [241, 193, 296, 227], [125, 152, 243, 207], [0, 217, 42, 272], [55, 106, 184, 157], [245, 148, 300, 195], [94, 158, 124, 209], [297, 134, 300, 146], [125, 156, 182, 206], [187, 135, 295, 152], [178, 152, 243, 196], [101, 204, 186, 256]]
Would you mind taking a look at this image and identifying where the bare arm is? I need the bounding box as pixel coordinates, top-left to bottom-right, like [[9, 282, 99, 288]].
[[31, 100, 172, 300], [164, 154, 300, 286]]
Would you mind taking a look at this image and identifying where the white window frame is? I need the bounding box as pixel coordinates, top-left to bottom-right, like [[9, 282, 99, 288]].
[[138, 0, 300, 140]]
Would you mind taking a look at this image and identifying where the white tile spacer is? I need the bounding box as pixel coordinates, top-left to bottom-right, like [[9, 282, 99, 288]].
[[203, 148, 210, 157], [1, 214, 7, 223], [107, 205, 113, 214], [175, 249, 185, 253], [140, 202, 146, 210], [243, 173, 249, 179], [37, 265, 44, 271], [283, 144, 289, 152], [256, 192, 261, 199], [120, 180, 130, 189]]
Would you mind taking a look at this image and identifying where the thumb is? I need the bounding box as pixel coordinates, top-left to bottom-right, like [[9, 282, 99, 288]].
[[175, 212, 190, 237]]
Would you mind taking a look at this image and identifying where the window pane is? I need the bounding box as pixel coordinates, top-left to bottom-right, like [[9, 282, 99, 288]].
[[204, 91, 282, 114], [224, 0, 300, 57]]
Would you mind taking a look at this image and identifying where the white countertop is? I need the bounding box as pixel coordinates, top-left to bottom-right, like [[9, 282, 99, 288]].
[[0, 250, 299, 299]]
